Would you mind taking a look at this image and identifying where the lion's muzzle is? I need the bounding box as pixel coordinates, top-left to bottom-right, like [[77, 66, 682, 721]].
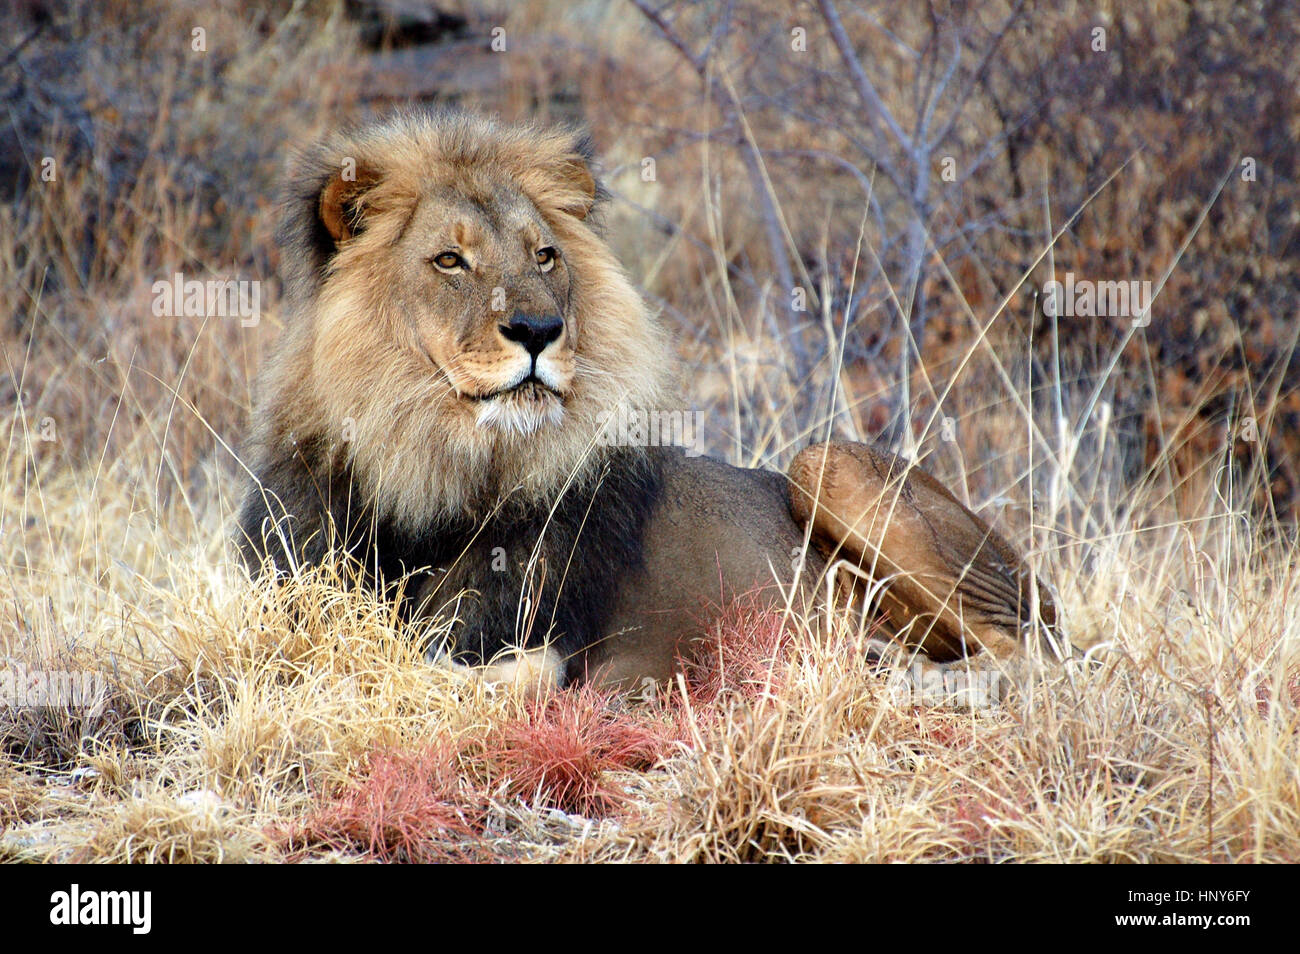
[[499, 311, 564, 357]]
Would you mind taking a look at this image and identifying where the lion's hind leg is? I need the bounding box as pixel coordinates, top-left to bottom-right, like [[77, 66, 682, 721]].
[[788, 440, 1059, 667]]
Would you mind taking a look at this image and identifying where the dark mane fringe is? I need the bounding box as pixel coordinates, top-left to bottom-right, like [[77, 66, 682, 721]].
[[236, 442, 663, 685]]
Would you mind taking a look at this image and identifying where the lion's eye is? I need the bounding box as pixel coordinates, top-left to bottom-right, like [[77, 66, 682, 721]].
[[536, 246, 558, 272], [432, 251, 465, 272]]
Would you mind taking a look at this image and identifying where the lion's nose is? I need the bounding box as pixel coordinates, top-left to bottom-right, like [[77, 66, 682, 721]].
[[499, 313, 564, 358]]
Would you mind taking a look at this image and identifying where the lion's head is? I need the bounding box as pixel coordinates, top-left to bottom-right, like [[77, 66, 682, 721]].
[[257, 110, 672, 528]]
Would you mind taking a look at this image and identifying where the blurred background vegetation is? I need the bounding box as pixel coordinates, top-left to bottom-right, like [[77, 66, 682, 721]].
[[2, 0, 1296, 530]]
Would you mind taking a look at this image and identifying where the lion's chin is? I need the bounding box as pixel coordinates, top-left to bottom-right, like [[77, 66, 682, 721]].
[[473, 382, 566, 435]]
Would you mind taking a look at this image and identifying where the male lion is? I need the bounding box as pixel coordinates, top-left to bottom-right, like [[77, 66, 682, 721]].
[[237, 109, 1058, 691]]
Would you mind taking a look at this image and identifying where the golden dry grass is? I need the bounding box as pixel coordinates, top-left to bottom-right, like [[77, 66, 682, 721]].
[[1, 0, 1297, 863]]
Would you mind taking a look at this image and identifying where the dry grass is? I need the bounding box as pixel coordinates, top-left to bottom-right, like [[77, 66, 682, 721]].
[[1, 0, 1297, 863]]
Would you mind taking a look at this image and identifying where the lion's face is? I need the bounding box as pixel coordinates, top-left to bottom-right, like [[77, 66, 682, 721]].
[[390, 184, 576, 436], [267, 112, 673, 525]]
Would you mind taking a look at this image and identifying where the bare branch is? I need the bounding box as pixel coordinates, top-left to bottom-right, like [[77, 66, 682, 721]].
[[815, 0, 913, 153], [919, 30, 961, 145], [628, 0, 704, 72], [929, 0, 1026, 150]]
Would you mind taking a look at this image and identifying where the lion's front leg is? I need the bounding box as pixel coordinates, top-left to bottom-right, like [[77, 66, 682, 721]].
[[788, 440, 1062, 668], [414, 576, 567, 696], [429, 644, 566, 696]]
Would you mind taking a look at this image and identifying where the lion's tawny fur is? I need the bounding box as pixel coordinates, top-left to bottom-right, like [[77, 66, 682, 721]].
[[237, 107, 1059, 690], [248, 110, 673, 531], [237, 110, 681, 679]]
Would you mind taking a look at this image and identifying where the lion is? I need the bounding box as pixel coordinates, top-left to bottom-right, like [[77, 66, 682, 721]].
[[236, 108, 1060, 693]]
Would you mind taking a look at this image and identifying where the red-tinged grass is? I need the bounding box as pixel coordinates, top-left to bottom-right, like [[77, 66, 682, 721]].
[[268, 597, 803, 860], [680, 594, 798, 710], [485, 685, 679, 817], [1251, 670, 1300, 716], [942, 788, 1029, 856], [911, 714, 982, 750], [283, 743, 485, 863]]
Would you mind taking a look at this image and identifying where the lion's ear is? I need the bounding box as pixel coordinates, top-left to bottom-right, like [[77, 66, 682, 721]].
[[554, 153, 598, 220], [318, 160, 384, 243]]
